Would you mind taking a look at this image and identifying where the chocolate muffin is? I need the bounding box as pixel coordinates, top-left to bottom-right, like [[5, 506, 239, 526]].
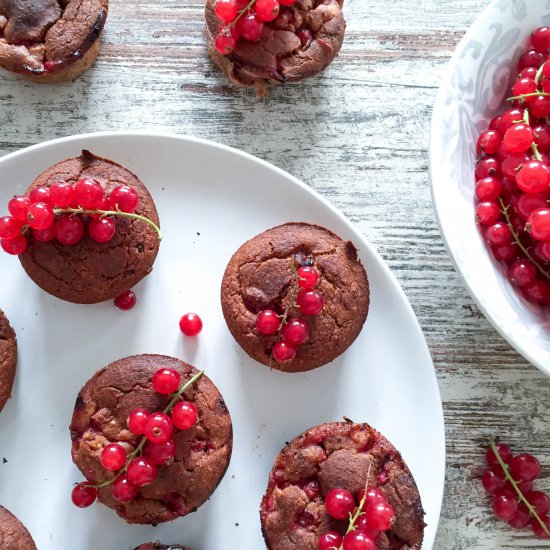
[[220, 223, 369, 372], [0, 506, 36, 550], [0, 308, 16, 413], [134, 545, 192, 550], [19, 150, 160, 304], [0, 0, 108, 82], [260, 422, 425, 549], [70, 354, 233, 524], [205, 0, 345, 97]]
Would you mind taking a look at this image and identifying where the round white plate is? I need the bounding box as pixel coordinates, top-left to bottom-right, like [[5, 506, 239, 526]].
[[0, 132, 444, 549], [430, 0, 550, 375]]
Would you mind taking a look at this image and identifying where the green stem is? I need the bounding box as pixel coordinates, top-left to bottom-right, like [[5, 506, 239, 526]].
[[234, 0, 256, 23], [507, 92, 550, 102], [53, 207, 162, 240], [535, 64, 545, 86], [490, 440, 550, 538]]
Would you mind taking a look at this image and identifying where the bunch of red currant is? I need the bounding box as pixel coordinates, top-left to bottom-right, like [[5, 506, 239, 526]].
[[474, 26, 550, 307], [71, 369, 203, 509], [0, 178, 160, 256], [214, 0, 296, 55], [481, 441, 550, 539], [318, 486, 395, 550], [255, 264, 324, 364]]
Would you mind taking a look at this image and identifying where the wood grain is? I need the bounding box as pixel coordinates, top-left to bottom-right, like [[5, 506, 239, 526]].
[[1, 0, 549, 548]]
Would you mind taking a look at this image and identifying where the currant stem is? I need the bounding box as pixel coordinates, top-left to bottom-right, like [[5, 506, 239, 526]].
[[53, 207, 162, 240], [490, 440, 550, 537], [535, 64, 545, 86], [163, 370, 204, 414], [499, 198, 550, 283], [507, 92, 550, 101], [234, 0, 256, 23]]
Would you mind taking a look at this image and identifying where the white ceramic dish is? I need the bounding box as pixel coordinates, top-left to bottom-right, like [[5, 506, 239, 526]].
[[430, 0, 550, 376], [0, 132, 443, 549]]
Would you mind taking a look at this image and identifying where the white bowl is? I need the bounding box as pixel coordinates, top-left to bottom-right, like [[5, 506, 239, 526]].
[[430, 0, 550, 375]]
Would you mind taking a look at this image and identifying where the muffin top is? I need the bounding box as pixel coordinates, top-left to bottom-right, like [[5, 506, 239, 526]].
[[0, 505, 36, 550], [0, 307, 17, 413]]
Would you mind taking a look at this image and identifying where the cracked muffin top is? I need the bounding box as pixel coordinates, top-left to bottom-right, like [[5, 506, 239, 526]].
[[205, 0, 346, 96], [0, 0, 108, 81], [261, 422, 425, 550], [0, 307, 16, 413], [220, 222, 369, 373]]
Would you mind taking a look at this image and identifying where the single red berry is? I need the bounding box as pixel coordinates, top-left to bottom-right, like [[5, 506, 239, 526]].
[[296, 289, 324, 315], [481, 468, 505, 494], [112, 475, 138, 503], [526, 491, 550, 516], [29, 186, 52, 205], [297, 266, 319, 289], [355, 516, 380, 539], [324, 488, 355, 520], [319, 531, 343, 550], [516, 161, 550, 194], [71, 483, 97, 508], [539, 241, 550, 261], [475, 157, 501, 179], [532, 515, 550, 539], [55, 214, 84, 245], [93, 195, 111, 217], [516, 193, 547, 219], [272, 339, 297, 364], [114, 289, 137, 310], [128, 408, 149, 434], [0, 216, 22, 239], [534, 124, 550, 152], [49, 182, 75, 207], [486, 443, 513, 466], [109, 185, 139, 213], [523, 279, 550, 304], [240, 12, 264, 41], [282, 318, 309, 345], [27, 202, 54, 230], [144, 439, 176, 465], [358, 487, 386, 510], [501, 153, 529, 181], [101, 443, 127, 471], [509, 259, 537, 287], [527, 209, 550, 241], [32, 224, 57, 243], [517, 49, 545, 71], [477, 130, 502, 156], [152, 368, 181, 394], [75, 178, 103, 209], [179, 312, 203, 336], [342, 530, 376, 550], [519, 67, 538, 79], [508, 503, 531, 529], [127, 457, 158, 487], [530, 95, 550, 117], [215, 0, 238, 22], [475, 177, 502, 201], [510, 453, 541, 482], [255, 0, 280, 21], [363, 500, 395, 531], [493, 489, 519, 521], [172, 401, 198, 430], [486, 222, 512, 246], [502, 123, 534, 154], [491, 242, 517, 261], [88, 217, 116, 243], [1, 235, 27, 255], [298, 28, 313, 47], [512, 77, 537, 101], [497, 109, 524, 134], [144, 412, 174, 444], [532, 26, 550, 52], [256, 309, 280, 335], [215, 32, 236, 55], [8, 195, 31, 221], [475, 201, 501, 226]]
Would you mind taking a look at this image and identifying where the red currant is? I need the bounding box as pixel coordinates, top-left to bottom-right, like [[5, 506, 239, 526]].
[[512, 77, 537, 100], [32, 224, 57, 243], [71, 483, 97, 508], [50, 182, 75, 207], [255, 0, 279, 22], [101, 443, 126, 471], [486, 443, 513, 466], [282, 318, 309, 345], [508, 503, 531, 529], [114, 289, 137, 310], [493, 489, 519, 521], [342, 531, 376, 550], [298, 28, 313, 47], [109, 185, 139, 213], [215, 0, 238, 22], [358, 487, 385, 510], [296, 289, 324, 315], [144, 439, 176, 465], [27, 202, 54, 230], [172, 401, 198, 430], [532, 26, 550, 52], [112, 475, 138, 503], [477, 130, 502, 156], [363, 500, 395, 531], [518, 49, 545, 71], [501, 153, 529, 181], [55, 214, 84, 245], [355, 516, 380, 539], [503, 124, 534, 154], [179, 312, 203, 336], [144, 412, 174, 444], [256, 309, 280, 335], [527, 209, 550, 241], [475, 177, 502, 201], [297, 266, 319, 289], [509, 259, 537, 287], [486, 222, 512, 246], [530, 95, 550, 116], [532, 515, 550, 539], [526, 491, 550, 516], [215, 32, 236, 55], [75, 178, 103, 209], [8, 195, 31, 221], [127, 457, 158, 487], [516, 161, 550, 194], [510, 453, 541, 482], [240, 12, 263, 41], [491, 242, 517, 261], [272, 340, 296, 364], [516, 193, 547, 219], [475, 157, 501, 179], [0, 216, 22, 239], [319, 532, 343, 550], [523, 279, 550, 304], [324, 488, 355, 520], [152, 368, 181, 394], [29, 186, 52, 205], [128, 408, 149, 434], [89, 217, 116, 243], [1, 235, 27, 255], [475, 201, 501, 226], [481, 468, 505, 494]]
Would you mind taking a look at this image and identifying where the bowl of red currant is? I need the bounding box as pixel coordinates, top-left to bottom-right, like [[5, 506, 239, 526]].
[[430, 0, 550, 376]]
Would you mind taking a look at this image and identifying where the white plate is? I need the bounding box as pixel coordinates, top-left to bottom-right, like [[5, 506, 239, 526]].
[[430, 0, 550, 375], [0, 132, 444, 549]]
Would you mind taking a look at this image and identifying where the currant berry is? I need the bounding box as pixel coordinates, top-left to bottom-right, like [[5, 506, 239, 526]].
[[512, 77, 537, 100], [497, 109, 523, 134], [518, 49, 545, 71], [179, 312, 203, 336], [510, 453, 541, 482], [101, 442, 127, 471], [475, 157, 501, 179], [32, 224, 57, 243], [324, 487, 355, 520], [475, 177, 502, 201], [502, 124, 534, 154], [215, 32, 236, 55], [475, 201, 501, 226], [215, 0, 238, 22], [516, 193, 547, 220], [0, 216, 22, 239], [527, 209, 550, 241], [144, 412, 174, 444], [491, 242, 517, 261], [27, 202, 54, 230], [297, 266, 319, 289], [530, 95, 550, 117], [152, 368, 181, 395], [112, 475, 138, 503], [55, 214, 84, 245], [255, 0, 280, 22], [172, 401, 198, 430], [523, 279, 550, 304], [29, 186, 52, 205], [481, 468, 505, 494], [508, 503, 531, 529], [282, 318, 309, 345], [531, 515, 550, 539], [8, 195, 31, 221], [363, 500, 395, 531], [296, 289, 324, 315], [298, 28, 313, 47], [109, 185, 139, 213], [50, 182, 75, 207], [534, 124, 550, 152], [71, 483, 97, 508], [1, 235, 27, 255], [319, 532, 343, 550], [75, 178, 103, 209], [358, 487, 386, 510], [486, 222, 512, 246], [114, 289, 137, 310], [493, 489, 519, 521], [516, 160, 550, 194], [501, 153, 529, 181], [240, 12, 264, 41], [128, 408, 149, 434], [89, 217, 116, 243], [509, 259, 537, 287], [477, 130, 502, 156], [486, 443, 513, 466], [127, 457, 158, 487], [525, 491, 550, 516], [342, 531, 376, 550], [144, 439, 176, 465], [256, 309, 280, 335], [272, 340, 296, 364]]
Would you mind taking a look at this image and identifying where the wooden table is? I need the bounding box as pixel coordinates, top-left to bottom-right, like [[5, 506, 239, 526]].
[[1, 0, 548, 548]]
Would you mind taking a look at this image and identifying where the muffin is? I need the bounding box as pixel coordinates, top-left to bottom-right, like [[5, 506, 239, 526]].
[[134, 545, 192, 550], [0, 308, 17, 413], [17, 150, 160, 304], [205, 0, 345, 97], [220, 222, 369, 372], [0, 505, 36, 549], [260, 422, 425, 549], [70, 354, 233, 524], [0, 0, 108, 82]]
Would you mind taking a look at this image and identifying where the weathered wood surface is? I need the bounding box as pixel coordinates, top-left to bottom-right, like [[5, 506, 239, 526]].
[[1, 0, 549, 547]]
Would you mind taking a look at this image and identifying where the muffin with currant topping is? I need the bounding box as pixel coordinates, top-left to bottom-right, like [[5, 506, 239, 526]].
[[70, 354, 233, 524], [220, 222, 369, 372], [0, 0, 108, 82], [0, 308, 16, 413], [205, 0, 346, 97], [261, 421, 425, 549], [0, 505, 37, 549], [7, 149, 161, 304]]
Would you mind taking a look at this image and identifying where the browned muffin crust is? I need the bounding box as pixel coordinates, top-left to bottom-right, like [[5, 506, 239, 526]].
[[221, 223, 369, 372], [0, 308, 16, 413], [0, 506, 36, 550], [261, 422, 425, 550], [205, 0, 345, 96], [70, 354, 233, 525], [0, 0, 108, 82], [19, 150, 160, 304], [134, 544, 192, 550]]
